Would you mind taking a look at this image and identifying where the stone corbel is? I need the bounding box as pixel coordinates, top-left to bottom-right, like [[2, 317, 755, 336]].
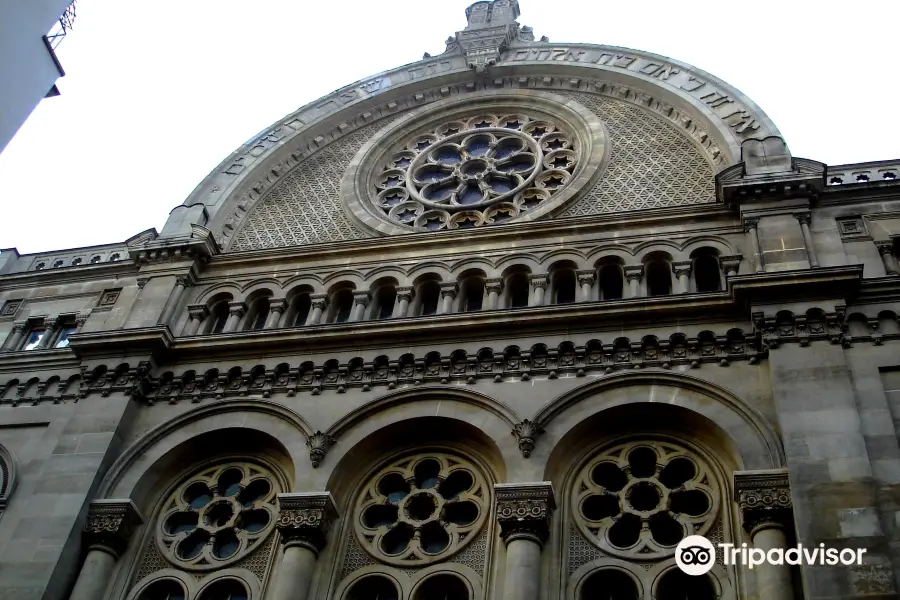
[[275, 492, 338, 556], [512, 420, 543, 458], [82, 499, 144, 557], [306, 431, 335, 468]]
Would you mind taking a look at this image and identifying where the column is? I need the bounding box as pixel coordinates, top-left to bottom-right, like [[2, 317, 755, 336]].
[[36, 317, 58, 349], [744, 218, 764, 273], [485, 278, 503, 310], [265, 298, 288, 329], [223, 302, 245, 333], [495, 482, 556, 600], [270, 492, 338, 600], [576, 270, 595, 302], [795, 213, 819, 268], [157, 276, 190, 327], [307, 295, 328, 325], [350, 292, 370, 322], [68, 500, 142, 600], [394, 287, 413, 318], [624, 266, 643, 298], [734, 470, 795, 600], [183, 305, 208, 336], [438, 283, 458, 315], [877, 243, 899, 276], [672, 261, 692, 294], [1, 322, 26, 352], [721, 255, 742, 278], [528, 275, 548, 307]]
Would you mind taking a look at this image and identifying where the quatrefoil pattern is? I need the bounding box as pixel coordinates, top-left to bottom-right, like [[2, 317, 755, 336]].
[[573, 441, 718, 560], [372, 113, 579, 231], [355, 453, 488, 566], [157, 463, 278, 570]]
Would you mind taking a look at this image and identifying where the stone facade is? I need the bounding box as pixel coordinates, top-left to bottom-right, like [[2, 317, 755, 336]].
[[0, 2, 899, 599]]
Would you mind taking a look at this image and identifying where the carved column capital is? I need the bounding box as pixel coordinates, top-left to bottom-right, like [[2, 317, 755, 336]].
[[268, 298, 288, 314], [721, 255, 742, 275], [623, 265, 644, 282], [82, 499, 144, 557], [310, 294, 328, 309], [528, 275, 549, 290], [576, 269, 596, 286], [743, 217, 760, 231], [227, 301, 246, 317], [876, 242, 896, 256], [672, 261, 693, 277], [485, 278, 504, 294], [734, 469, 793, 536], [794, 211, 812, 226], [352, 292, 370, 307], [396, 286, 414, 302], [174, 275, 192, 288], [494, 482, 556, 547], [511, 420, 544, 458], [10, 321, 27, 334], [440, 283, 459, 298], [306, 431, 335, 468], [187, 304, 209, 321], [276, 492, 338, 556]]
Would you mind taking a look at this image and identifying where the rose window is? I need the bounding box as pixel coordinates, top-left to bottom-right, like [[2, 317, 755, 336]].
[[354, 452, 488, 566], [157, 462, 278, 570], [373, 113, 577, 231], [573, 441, 718, 560]]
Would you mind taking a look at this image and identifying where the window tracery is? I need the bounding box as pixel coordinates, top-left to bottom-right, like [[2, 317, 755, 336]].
[[353, 452, 488, 567]]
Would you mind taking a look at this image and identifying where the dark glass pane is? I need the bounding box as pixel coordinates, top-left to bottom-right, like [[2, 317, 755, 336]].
[[213, 529, 240, 559], [347, 575, 399, 600], [581, 570, 638, 600], [22, 330, 44, 351], [293, 295, 311, 326], [139, 580, 186, 600], [198, 580, 248, 600], [218, 469, 243, 497], [165, 511, 198, 535], [238, 479, 270, 507], [177, 529, 210, 560], [657, 570, 716, 600], [184, 483, 213, 509], [239, 509, 270, 533], [414, 574, 468, 600]]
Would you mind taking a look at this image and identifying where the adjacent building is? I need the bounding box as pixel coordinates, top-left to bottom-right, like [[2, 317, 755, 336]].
[[0, 2, 899, 599]]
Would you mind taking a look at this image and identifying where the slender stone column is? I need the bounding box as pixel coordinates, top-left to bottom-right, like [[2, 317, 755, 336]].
[[528, 275, 548, 307], [672, 261, 692, 294], [1, 322, 26, 351], [495, 482, 556, 600], [734, 470, 795, 600], [744, 218, 764, 273], [36, 317, 59, 349], [183, 305, 208, 336], [270, 492, 338, 600], [265, 298, 288, 329], [485, 278, 503, 310], [877, 243, 899, 276], [439, 283, 458, 315], [624, 266, 643, 298], [393, 287, 413, 318], [576, 270, 595, 302], [68, 500, 143, 600], [721, 255, 742, 278], [350, 292, 370, 322], [158, 276, 190, 327], [795, 213, 819, 268], [223, 302, 245, 333], [307, 295, 328, 325]]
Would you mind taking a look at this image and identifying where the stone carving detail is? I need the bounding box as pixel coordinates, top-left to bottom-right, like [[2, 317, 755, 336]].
[[495, 482, 555, 547], [512, 419, 543, 458], [559, 93, 715, 217], [573, 439, 719, 560], [156, 462, 279, 571], [354, 452, 489, 566], [734, 469, 793, 535], [228, 121, 397, 251], [276, 492, 338, 555], [306, 431, 335, 468], [83, 500, 143, 556]]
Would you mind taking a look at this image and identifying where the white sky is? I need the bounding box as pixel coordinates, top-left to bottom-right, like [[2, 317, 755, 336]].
[[1, 0, 897, 255]]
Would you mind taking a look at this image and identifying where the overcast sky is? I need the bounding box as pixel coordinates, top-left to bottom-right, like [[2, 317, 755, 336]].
[[1, 0, 897, 255]]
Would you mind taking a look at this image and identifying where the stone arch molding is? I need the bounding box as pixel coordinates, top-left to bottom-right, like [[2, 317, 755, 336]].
[[170, 42, 783, 248], [533, 371, 785, 472], [96, 399, 315, 501], [0, 442, 18, 512]]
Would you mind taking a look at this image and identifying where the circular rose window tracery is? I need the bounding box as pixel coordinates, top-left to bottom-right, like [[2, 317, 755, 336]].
[[573, 440, 719, 560], [354, 452, 488, 566], [157, 462, 279, 571], [343, 91, 608, 236]]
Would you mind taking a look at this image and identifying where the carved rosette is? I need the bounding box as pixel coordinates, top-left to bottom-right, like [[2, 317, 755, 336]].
[[83, 499, 143, 557], [734, 469, 793, 537], [494, 482, 556, 547], [306, 431, 335, 468], [512, 420, 543, 458], [276, 492, 338, 556]]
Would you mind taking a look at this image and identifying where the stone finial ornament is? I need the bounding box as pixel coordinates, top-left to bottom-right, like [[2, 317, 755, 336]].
[[82, 499, 143, 557], [454, 0, 522, 72], [276, 492, 338, 556], [494, 481, 556, 547], [306, 431, 335, 468], [733, 469, 793, 536], [512, 419, 543, 458]]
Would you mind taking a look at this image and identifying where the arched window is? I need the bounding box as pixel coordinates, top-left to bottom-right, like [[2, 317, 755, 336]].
[[691, 248, 722, 293], [551, 264, 577, 304], [346, 575, 399, 600], [503, 268, 531, 308], [656, 570, 716, 600], [197, 580, 248, 600], [645, 256, 672, 297], [458, 272, 485, 312], [208, 301, 230, 334], [414, 574, 469, 600], [581, 570, 638, 600], [330, 288, 354, 323], [418, 281, 440, 316], [598, 261, 624, 300], [371, 282, 398, 320], [138, 580, 186, 600], [291, 293, 312, 326], [243, 293, 272, 331]]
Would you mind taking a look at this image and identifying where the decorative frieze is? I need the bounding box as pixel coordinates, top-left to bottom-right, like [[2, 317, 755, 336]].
[[734, 469, 792, 536], [494, 482, 556, 547], [82, 499, 143, 557], [276, 492, 338, 556]]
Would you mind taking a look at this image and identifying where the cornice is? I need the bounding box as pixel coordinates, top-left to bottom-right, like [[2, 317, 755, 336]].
[[66, 326, 174, 360], [0, 262, 139, 290], [0, 348, 81, 374], [727, 265, 863, 304]]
